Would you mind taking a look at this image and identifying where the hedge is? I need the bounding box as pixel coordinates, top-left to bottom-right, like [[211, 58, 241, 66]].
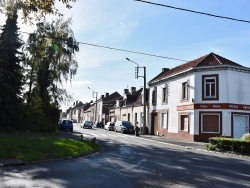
[[206, 137, 250, 155]]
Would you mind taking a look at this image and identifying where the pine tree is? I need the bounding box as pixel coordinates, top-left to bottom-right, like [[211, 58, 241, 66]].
[[0, 10, 24, 130]]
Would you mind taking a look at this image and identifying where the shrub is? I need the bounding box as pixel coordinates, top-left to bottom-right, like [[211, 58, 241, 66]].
[[207, 137, 250, 155], [242, 133, 250, 141]]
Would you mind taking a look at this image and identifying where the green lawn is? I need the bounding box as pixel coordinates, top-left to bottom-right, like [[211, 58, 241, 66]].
[[0, 136, 100, 162]]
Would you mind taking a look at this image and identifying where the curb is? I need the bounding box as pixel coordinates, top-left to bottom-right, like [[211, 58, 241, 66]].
[[136, 135, 250, 159]]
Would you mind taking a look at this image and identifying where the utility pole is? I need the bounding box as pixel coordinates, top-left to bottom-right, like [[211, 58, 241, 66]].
[[88, 87, 98, 122], [126, 58, 147, 134]]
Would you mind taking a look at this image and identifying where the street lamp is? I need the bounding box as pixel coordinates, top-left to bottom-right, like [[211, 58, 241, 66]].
[[126, 58, 147, 134], [88, 87, 98, 122]]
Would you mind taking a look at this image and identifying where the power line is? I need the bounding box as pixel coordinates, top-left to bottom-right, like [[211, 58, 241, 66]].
[[78, 42, 187, 62], [18, 30, 188, 62], [134, 0, 250, 24]]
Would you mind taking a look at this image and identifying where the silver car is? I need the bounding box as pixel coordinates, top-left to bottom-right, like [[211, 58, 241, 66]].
[[104, 122, 115, 131], [81, 121, 93, 129]]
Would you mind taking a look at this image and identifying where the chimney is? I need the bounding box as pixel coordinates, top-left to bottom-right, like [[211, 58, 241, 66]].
[[131, 87, 136, 95], [76, 100, 78, 105], [124, 89, 129, 95], [105, 93, 109, 98], [162, 68, 170, 72]]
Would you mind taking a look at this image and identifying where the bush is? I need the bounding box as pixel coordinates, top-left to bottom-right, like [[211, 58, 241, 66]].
[[19, 104, 60, 132], [242, 133, 250, 141], [206, 137, 250, 155]]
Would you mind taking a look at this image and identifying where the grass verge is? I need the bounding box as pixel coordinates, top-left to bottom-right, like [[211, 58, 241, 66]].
[[0, 135, 100, 162]]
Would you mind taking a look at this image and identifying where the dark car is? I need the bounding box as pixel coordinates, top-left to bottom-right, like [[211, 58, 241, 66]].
[[94, 121, 104, 128], [81, 121, 93, 129], [114, 121, 134, 134], [59, 120, 73, 132], [71, 119, 77, 123], [104, 122, 115, 131]]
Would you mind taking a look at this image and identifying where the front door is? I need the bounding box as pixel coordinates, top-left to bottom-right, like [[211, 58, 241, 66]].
[[151, 113, 158, 135], [233, 115, 248, 138]]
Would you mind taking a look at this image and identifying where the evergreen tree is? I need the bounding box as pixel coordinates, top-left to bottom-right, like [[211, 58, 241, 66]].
[[0, 10, 24, 130]]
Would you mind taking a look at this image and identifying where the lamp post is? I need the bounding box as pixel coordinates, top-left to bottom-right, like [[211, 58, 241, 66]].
[[126, 58, 147, 134], [88, 87, 98, 122]]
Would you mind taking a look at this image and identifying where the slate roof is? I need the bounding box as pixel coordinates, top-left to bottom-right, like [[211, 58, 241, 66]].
[[149, 52, 243, 84], [126, 88, 143, 106], [102, 92, 122, 102]]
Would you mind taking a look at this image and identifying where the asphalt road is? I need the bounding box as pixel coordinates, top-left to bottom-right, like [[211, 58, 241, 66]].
[[0, 123, 250, 188]]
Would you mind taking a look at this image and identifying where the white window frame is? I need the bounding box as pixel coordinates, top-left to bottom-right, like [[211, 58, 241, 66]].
[[162, 85, 168, 103], [204, 77, 216, 98], [152, 88, 157, 105], [181, 81, 188, 101], [161, 112, 168, 129], [179, 114, 189, 132]]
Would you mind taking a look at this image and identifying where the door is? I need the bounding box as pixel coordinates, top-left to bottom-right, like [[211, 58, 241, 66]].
[[233, 115, 248, 138], [151, 113, 158, 135]]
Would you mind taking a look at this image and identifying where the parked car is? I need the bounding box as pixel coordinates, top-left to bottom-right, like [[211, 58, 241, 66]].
[[71, 119, 77, 123], [104, 122, 115, 131], [81, 121, 93, 129], [59, 120, 73, 132], [94, 121, 104, 128], [114, 121, 134, 134]]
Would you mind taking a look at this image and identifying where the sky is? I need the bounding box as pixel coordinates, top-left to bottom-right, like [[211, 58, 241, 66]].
[[1, 0, 250, 112]]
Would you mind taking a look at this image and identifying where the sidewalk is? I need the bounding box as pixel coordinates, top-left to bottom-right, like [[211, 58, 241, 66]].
[[138, 134, 207, 151]]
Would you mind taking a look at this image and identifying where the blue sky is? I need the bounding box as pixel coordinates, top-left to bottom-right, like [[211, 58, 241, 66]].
[[1, 0, 250, 111]]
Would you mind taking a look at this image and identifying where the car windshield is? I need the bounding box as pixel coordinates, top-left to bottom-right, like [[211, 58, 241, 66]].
[[122, 121, 132, 127], [63, 120, 72, 124], [110, 122, 115, 126]]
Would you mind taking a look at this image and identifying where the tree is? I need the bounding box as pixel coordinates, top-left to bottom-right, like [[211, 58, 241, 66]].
[[0, 9, 24, 130], [0, 0, 76, 23], [23, 17, 78, 107]]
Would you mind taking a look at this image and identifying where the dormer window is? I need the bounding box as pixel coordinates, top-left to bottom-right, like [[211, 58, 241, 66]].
[[123, 99, 127, 106]]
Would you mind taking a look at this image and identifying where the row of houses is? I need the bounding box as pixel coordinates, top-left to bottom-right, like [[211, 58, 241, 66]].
[[67, 52, 250, 142]]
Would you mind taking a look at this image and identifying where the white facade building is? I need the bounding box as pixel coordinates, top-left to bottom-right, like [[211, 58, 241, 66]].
[[148, 53, 250, 142]]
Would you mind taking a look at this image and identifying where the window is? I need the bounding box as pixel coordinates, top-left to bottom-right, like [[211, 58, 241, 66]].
[[179, 114, 189, 132], [161, 112, 168, 129], [181, 82, 188, 101], [201, 113, 220, 133], [202, 74, 219, 100], [152, 89, 157, 105], [134, 113, 137, 125], [162, 85, 168, 103]]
